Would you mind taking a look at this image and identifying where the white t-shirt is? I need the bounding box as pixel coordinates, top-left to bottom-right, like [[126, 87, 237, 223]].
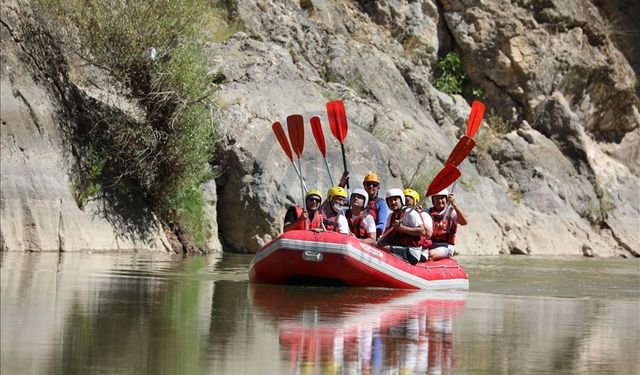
[[419, 211, 433, 232], [351, 213, 376, 235], [335, 214, 350, 235], [384, 208, 422, 231], [362, 214, 376, 234], [321, 205, 350, 234]]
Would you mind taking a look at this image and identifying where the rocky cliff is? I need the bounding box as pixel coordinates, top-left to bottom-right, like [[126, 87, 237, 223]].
[[210, 0, 639, 256], [1, 0, 638, 256]]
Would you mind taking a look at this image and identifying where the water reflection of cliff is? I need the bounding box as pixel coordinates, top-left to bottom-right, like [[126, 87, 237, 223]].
[[250, 286, 467, 374]]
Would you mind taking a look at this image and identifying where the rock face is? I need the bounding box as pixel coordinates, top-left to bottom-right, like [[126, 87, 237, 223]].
[[1, 0, 637, 257], [209, 0, 638, 257], [0, 1, 221, 252]]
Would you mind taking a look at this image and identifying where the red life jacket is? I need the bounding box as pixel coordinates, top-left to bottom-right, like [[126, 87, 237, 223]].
[[284, 206, 323, 231], [366, 196, 383, 222], [346, 209, 369, 239], [415, 209, 433, 249], [319, 206, 342, 233], [386, 208, 422, 247], [429, 207, 457, 245]]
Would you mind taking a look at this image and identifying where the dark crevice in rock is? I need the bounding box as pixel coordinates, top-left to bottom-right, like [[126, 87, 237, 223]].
[[57, 207, 64, 253], [13, 89, 43, 135], [606, 222, 639, 257]]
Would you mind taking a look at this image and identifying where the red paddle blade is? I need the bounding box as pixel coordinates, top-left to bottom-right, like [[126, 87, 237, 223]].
[[310, 116, 327, 157], [426, 164, 461, 197], [286, 114, 305, 157], [466, 100, 485, 138], [446, 136, 476, 166], [272, 122, 293, 161], [326, 100, 348, 143]]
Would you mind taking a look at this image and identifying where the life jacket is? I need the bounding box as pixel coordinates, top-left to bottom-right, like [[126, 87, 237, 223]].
[[429, 207, 457, 245], [320, 206, 343, 233], [285, 206, 323, 231], [366, 196, 383, 222], [415, 209, 433, 249], [345, 209, 369, 239], [386, 208, 422, 247]]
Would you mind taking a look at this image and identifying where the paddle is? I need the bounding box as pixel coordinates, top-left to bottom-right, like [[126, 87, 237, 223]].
[[326, 100, 349, 188], [286, 114, 305, 207], [272, 122, 308, 192], [445, 136, 476, 166], [377, 164, 461, 246], [424, 164, 461, 201], [310, 116, 335, 186], [439, 101, 485, 225], [466, 100, 485, 138]]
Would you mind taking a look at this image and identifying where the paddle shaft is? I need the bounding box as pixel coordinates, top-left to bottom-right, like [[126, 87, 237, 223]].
[[323, 158, 335, 186], [297, 157, 309, 230], [290, 161, 308, 193], [444, 182, 457, 234], [340, 143, 349, 189]]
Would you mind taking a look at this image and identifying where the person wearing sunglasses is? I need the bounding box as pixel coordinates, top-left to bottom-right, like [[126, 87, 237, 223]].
[[362, 172, 390, 238], [283, 189, 324, 232]]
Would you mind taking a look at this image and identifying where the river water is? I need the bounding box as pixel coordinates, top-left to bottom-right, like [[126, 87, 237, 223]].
[[1, 252, 638, 374]]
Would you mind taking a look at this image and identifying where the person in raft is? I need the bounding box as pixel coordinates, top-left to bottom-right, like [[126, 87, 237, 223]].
[[282, 171, 350, 232], [283, 189, 324, 231], [346, 188, 377, 244], [404, 188, 433, 259], [362, 172, 390, 238], [318, 185, 350, 234], [378, 188, 426, 265], [427, 188, 468, 260]]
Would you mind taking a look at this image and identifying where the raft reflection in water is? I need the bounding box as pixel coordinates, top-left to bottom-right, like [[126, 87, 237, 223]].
[[250, 286, 467, 374]]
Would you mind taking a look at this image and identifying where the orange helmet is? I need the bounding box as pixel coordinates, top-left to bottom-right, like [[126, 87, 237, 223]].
[[363, 172, 380, 184]]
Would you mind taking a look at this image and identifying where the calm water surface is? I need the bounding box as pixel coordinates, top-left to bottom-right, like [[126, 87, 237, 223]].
[[1, 252, 638, 374]]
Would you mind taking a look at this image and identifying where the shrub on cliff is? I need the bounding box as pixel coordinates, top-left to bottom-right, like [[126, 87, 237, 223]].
[[34, 0, 229, 249]]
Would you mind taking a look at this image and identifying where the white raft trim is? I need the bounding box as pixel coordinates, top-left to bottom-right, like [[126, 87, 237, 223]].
[[250, 237, 469, 290]]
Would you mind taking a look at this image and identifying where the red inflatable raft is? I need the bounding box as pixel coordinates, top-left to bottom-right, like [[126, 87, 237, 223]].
[[249, 230, 469, 290]]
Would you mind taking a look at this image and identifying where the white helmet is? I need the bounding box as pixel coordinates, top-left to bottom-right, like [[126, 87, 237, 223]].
[[385, 188, 405, 206], [350, 188, 369, 207], [433, 188, 449, 197]]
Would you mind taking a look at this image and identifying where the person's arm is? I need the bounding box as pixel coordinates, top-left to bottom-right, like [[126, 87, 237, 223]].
[[449, 194, 467, 226], [394, 211, 426, 236], [338, 171, 349, 188], [421, 212, 433, 238], [375, 199, 390, 236], [337, 215, 350, 235], [376, 215, 394, 247], [283, 206, 306, 232], [362, 215, 376, 244]]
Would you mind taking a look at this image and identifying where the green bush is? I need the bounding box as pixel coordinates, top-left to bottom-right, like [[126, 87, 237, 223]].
[[434, 52, 485, 100], [35, 0, 227, 249], [434, 52, 464, 95]]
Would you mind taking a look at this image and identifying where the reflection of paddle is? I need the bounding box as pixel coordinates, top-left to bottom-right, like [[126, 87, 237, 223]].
[[272, 121, 308, 192], [326, 100, 349, 188], [287, 115, 305, 208], [310, 116, 335, 186], [377, 164, 461, 245]]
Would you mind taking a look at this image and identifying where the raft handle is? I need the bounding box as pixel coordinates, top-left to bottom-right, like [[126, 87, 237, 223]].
[[302, 250, 323, 262]]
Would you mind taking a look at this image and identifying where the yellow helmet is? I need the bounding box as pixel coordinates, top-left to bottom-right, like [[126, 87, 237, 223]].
[[403, 188, 421, 206], [305, 189, 322, 200], [363, 172, 380, 184], [327, 186, 347, 200]]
